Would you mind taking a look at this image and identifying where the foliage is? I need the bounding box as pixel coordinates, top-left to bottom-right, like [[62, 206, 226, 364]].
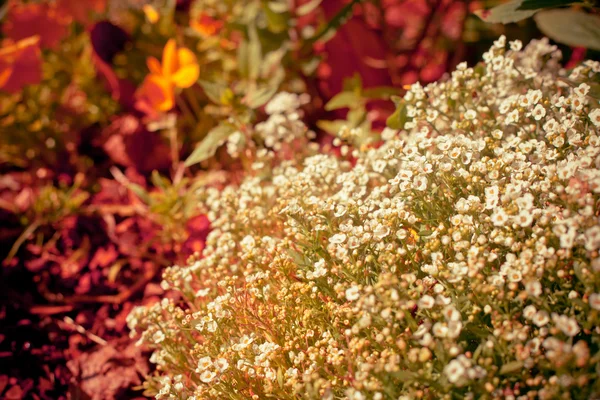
[[130, 38, 600, 399], [476, 0, 600, 51]]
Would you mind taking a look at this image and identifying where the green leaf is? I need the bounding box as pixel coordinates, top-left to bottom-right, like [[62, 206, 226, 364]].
[[535, 9, 600, 51], [245, 84, 279, 109], [151, 171, 169, 190], [199, 80, 227, 104], [325, 91, 359, 111], [474, 0, 537, 24], [518, 0, 576, 10], [184, 123, 236, 167], [316, 119, 347, 134], [499, 360, 524, 375], [297, 0, 322, 16], [588, 83, 600, 100], [128, 183, 151, 204], [248, 25, 262, 81], [347, 108, 366, 126], [264, 5, 288, 33], [386, 102, 408, 130], [237, 40, 250, 78], [362, 86, 399, 99]]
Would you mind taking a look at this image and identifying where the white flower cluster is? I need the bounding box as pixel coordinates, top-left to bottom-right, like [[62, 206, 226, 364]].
[[129, 37, 600, 399]]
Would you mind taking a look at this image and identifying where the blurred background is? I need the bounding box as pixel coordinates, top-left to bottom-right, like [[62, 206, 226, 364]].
[[0, 0, 597, 398]]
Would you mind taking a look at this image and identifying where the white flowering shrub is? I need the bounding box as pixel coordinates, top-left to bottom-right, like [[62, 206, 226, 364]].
[[129, 37, 600, 400]]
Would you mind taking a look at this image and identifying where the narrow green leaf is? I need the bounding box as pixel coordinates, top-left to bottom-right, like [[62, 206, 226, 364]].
[[297, 0, 322, 16], [184, 124, 236, 167], [237, 40, 250, 78], [499, 360, 524, 375], [151, 171, 169, 190], [248, 25, 262, 81], [474, 0, 537, 24], [316, 119, 347, 134], [535, 9, 600, 51], [325, 91, 359, 111], [128, 183, 151, 203]]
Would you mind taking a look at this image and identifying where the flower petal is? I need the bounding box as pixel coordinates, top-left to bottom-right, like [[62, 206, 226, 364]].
[[161, 38, 178, 77], [137, 74, 174, 111], [146, 57, 162, 75], [176, 48, 198, 69], [171, 65, 199, 88]]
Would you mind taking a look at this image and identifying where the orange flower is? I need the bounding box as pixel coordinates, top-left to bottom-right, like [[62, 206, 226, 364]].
[[0, 36, 42, 93], [137, 75, 174, 112], [136, 39, 199, 112], [190, 13, 224, 37], [143, 5, 160, 24]]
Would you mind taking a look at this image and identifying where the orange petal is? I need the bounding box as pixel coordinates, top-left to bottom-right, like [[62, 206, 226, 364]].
[[161, 38, 177, 77], [171, 65, 199, 88], [146, 57, 162, 75], [137, 75, 174, 111], [176, 48, 197, 68]]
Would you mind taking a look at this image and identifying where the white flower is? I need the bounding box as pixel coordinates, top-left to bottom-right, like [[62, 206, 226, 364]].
[[491, 207, 508, 226], [531, 104, 546, 120], [575, 83, 590, 97], [312, 258, 327, 278], [418, 295, 435, 309], [152, 330, 165, 344], [464, 110, 477, 120], [589, 293, 600, 310], [215, 358, 229, 372], [509, 40, 522, 51], [444, 359, 466, 383], [345, 285, 360, 301], [589, 108, 600, 127], [533, 310, 549, 327], [523, 305, 537, 319], [200, 370, 217, 383], [197, 356, 213, 372], [329, 233, 347, 244], [413, 175, 428, 191]]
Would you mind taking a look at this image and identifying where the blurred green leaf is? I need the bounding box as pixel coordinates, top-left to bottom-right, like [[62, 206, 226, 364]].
[[316, 119, 347, 134], [127, 182, 151, 204], [199, 80, 228, 104], [185, 123, 236, 167], [499, 360, 524, 375], [474, 0, 537, 23], [535, 9, 600, 50], [386, 102, 408, 130], [264, 4, 289, 33], [237, 40, 250, 78], [363, 87, 399, 99], [248, 25, 262, 81], [325, 91, 360, 111], [245, 84, 279, 109]]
